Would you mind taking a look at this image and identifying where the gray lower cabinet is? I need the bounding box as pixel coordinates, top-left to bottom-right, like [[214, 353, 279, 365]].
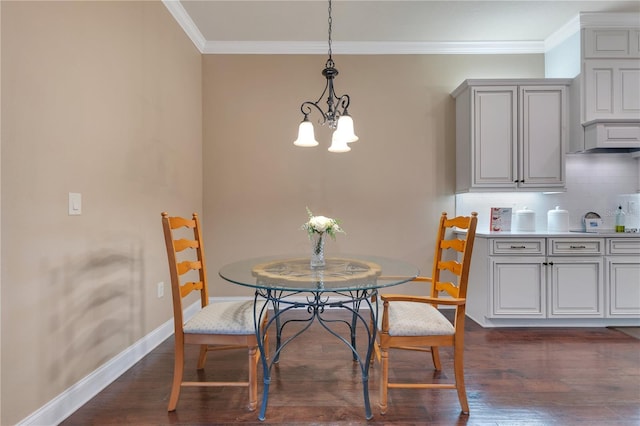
[[607, 238, 640, 317], [467, 235, 639, 327]]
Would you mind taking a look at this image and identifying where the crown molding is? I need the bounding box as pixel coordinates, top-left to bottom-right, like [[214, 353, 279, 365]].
[[162, 0, 207, 52], [545, 14, 581, 51], [202, 40, 545, 55]]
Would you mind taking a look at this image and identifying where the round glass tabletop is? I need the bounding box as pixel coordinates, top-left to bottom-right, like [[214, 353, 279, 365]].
[[219, 254, 420, 292]]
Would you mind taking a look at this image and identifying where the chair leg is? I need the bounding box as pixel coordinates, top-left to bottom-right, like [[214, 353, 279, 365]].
[[379, 346, 389, 415], [431, 346, 442, 371], [453, 344, 469, 414], [167, 340, 185, 412], [197, 344, 208, 370], [371, 340, 381, 364], [248, 346, 258, 411]]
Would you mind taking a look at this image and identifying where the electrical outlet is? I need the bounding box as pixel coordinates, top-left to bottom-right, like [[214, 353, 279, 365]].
[[157, 282, 164, 298], [628, 201, 637, 215]]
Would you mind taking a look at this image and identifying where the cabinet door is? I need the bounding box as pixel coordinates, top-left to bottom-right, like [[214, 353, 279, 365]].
[[519, 86, 566, 188], [472, 87, 518, 189], [548, 257, 604, 318], [584, 60, 640, 121], [490, 257, 545, 317], [607, 256, 640, 317], [583, 29, 635, 58]]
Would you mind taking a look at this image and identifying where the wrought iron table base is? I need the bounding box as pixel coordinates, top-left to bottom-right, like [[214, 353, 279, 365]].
[[253, 288, 378, 421]]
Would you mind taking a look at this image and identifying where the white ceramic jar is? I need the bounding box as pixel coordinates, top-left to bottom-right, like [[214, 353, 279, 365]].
[[515, 207, 536, 232], [547, 206, 569, 232]]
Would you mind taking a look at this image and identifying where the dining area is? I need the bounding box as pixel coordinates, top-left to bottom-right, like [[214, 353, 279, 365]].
[[159, 209, 478, 422]]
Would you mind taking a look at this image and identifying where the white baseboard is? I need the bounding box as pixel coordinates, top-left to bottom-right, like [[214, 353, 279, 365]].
[[16, 295, 376, 425], [16, 301, 201, 426]]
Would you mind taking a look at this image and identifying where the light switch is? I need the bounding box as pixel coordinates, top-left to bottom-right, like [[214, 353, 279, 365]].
[[69, 192, 82, 215]]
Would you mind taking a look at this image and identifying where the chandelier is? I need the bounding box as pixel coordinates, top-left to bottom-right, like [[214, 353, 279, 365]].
[[293, 0, 358, 153]]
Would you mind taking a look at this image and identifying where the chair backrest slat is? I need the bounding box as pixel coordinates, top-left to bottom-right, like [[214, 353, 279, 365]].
[[441, 238, 465, 252], [180, 281, 204, 298], [168, 215, 195, 230], [437, 259, 462, 276], [174, 238, 199, 252], [177, 260, 202, 276]]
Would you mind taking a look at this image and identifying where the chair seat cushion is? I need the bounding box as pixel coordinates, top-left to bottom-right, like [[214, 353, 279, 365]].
[[379, 301, 455, 336], [184, 300, 266, 335]]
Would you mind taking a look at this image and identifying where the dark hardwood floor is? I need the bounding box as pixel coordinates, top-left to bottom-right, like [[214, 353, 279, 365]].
[[61, 310, 640, 425]]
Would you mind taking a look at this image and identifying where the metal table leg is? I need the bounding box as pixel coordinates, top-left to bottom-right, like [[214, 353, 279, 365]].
[[252, 288, 378, 421]]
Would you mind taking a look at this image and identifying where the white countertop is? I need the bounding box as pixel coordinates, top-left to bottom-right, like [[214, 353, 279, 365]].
[[472, 230, 639, 238]]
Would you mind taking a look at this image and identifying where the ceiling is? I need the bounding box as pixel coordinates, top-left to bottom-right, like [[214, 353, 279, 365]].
[[166, 1, 640, 54]]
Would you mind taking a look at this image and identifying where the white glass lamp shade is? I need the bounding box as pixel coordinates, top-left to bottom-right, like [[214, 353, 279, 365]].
[[328, 131, 351, 153], [293, 119, 319, 147], [334, 114, 359, 143]]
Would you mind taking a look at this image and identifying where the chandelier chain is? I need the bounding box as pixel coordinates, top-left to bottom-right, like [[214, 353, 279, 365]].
[[327, 0, 333, 61]]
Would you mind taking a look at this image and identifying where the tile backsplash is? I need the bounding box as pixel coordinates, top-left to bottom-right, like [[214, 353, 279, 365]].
[[456, 153, 640, 232]]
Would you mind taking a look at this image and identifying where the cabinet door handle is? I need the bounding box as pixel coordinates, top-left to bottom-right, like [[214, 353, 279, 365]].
[[543, 261, 554, 266], [569, 245, 586, 249], [510, 245, 527, 249]]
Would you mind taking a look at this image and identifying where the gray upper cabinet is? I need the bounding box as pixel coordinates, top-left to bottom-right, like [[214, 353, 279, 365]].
[[452, 79, 571, 193]]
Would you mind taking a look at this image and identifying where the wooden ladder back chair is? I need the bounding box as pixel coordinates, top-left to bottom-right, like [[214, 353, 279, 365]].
[[161, 212, 264, 412], [377, 211, 478, 415]]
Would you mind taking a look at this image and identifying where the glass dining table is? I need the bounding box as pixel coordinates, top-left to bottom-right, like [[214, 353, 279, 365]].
[[219, 254, 419, 421]]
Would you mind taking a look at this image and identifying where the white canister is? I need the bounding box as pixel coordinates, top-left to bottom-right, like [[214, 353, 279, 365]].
[[515, 207, 536, 232], [547, 206, 569, 232]]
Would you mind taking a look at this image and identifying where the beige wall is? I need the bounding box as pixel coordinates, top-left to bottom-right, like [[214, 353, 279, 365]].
[[201, 54, 544, 297], [1, 1, 546, 424], [1, 1, 202, 424]]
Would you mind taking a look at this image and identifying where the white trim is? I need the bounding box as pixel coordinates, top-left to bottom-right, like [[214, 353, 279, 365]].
[[202, 40, 545, 55], [545, 14, 580, 52], [162, 0, 206, 52], [16, 301, 201, 426]]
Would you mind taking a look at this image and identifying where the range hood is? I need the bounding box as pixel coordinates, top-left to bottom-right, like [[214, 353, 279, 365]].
[[568, 75, 640, 154], [554, 14, 640, 155], [580, 119, 640, 153]]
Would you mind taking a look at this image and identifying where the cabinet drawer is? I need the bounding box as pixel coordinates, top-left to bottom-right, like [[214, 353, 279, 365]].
[[548, 239, 604, 256], [491, 239, 545, 255], [607, 238, 640, 255]]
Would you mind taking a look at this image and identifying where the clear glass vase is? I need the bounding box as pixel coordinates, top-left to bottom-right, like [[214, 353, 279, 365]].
[[310, 232, 326, 268]]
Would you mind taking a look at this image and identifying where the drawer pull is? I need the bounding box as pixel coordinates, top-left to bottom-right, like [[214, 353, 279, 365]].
[[510, 245, 527, 249], [569, 245, 587, 249]]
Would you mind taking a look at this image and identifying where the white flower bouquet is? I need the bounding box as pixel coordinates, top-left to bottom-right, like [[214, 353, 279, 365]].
[[301, 207, 345, 239]]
